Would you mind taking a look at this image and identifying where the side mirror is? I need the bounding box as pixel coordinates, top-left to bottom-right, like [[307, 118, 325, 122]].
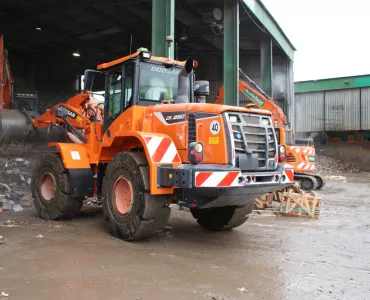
[[83, 69, 104, 92]]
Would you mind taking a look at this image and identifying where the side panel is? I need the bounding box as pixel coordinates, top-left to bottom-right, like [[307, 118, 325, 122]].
[[101, 132, 181, 195], [152, 111, 229, 164]]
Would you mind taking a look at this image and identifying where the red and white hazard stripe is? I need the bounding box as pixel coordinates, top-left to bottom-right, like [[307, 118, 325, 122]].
[[297, 162, 315, 171], [283, 167, 294, 182], [195, 171, 240, 187], [291, 147, 315, 155], [143, 136, 181, 163], [195, 168, 294, 188]]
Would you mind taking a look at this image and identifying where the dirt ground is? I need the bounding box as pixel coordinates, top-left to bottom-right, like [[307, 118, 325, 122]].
[[1, 174, 370, 300]]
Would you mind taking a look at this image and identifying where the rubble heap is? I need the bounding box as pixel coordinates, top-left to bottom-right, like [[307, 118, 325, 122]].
[[316, 153, 360, 173], [0, 158, 101, 212], [0, 158, 34, 212]]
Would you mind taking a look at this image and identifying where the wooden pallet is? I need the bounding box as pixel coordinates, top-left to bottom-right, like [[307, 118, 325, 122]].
[[279, 189, 321, 219], [254, 182, 301, 209], [254, 193, 274, 209]]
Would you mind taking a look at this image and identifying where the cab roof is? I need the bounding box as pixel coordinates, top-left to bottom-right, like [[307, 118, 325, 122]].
[[97, 50, 196, 70]]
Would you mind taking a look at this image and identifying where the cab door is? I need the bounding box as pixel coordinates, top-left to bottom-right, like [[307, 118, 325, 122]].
[[104, 63, 134, 131]]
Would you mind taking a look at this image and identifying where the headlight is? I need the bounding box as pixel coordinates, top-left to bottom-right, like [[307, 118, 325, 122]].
[[189, 142, 204, 164], [142, 52, 151, 59], [229, 115, 238, 123], [195, 143, 203, 153], [279, 145, 285, 153], [262, 119, 271, 126]]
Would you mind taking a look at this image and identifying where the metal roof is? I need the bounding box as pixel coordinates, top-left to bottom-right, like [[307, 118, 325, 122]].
[[242, 0, 296, 61], [0, 0, 294, 67], [295, 74, 370, 93]]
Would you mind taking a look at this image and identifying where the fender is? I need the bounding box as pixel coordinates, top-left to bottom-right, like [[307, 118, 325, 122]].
[[101, 131, 182, 195], [49, 142, 94, 197]]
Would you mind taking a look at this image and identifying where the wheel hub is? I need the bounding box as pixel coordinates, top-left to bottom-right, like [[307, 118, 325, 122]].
[[113, 176, 133, 215], [301, 178, 313, 190], [40, 173, 56, 201]]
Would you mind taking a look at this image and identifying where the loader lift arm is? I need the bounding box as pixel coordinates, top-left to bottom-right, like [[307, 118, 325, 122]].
[[214, 69, 287, 129]]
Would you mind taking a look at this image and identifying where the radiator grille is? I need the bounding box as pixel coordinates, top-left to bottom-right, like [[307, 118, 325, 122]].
[[228, 113, 276, 169]]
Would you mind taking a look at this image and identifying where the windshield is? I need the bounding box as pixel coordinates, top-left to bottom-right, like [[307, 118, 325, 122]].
[[139, 63, 182, 102]]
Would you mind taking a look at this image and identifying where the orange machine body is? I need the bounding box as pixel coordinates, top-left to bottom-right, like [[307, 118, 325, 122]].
[[30, 51, 293, 199]]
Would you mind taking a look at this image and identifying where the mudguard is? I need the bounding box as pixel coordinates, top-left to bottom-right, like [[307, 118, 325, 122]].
[[49, 142, 93, 197]]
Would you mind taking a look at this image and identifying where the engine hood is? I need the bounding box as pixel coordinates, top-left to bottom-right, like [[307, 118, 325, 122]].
[[151, 103, 272, 116]]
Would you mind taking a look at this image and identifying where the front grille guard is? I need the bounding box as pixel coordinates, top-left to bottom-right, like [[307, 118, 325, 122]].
[[224, 112, 277, 170]]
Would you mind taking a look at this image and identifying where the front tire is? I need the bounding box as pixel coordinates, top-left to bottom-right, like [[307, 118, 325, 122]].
[[102, 152, 171, 241], [191, 201, 254, 231], [32, 153, 83, 220]]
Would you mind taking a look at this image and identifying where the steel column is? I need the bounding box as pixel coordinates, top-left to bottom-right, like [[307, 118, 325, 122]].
[[152, 0, 175, 58], [260, 33, 273, 97], [223, 0, 239, 106]]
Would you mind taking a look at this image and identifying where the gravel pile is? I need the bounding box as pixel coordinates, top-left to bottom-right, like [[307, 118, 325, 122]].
[[316, 154, 360, 173]]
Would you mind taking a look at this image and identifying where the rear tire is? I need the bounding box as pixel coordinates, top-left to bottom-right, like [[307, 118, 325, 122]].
[[300, 176, 318, 191], [32, 153, 83, 220], [191, 201, 254, 231], [102, 152, 171, 241]]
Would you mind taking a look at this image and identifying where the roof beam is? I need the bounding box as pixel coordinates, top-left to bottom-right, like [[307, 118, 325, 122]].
[[84, 7, 150, 48], [241, 0, 295, 61], [0, 8, 119, 58]]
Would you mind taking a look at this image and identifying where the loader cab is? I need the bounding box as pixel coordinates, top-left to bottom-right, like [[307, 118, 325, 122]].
[[84, 49, 194, 131], [86, 50, 194, 131], [275, 127, 293, 146]]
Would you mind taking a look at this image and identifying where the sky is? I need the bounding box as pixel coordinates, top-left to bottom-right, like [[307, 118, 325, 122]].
[[261, 0, 370, 81]]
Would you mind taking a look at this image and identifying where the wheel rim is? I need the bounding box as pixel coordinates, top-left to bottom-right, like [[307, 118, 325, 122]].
[[113, 176, 133, 215], [40, 173, 56, 201]]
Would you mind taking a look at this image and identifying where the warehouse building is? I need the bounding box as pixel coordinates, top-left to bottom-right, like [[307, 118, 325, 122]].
[[295, 75, 370, 142], [0, 0, 295, 121]]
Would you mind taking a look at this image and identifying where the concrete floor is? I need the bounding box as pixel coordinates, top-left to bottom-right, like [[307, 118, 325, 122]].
[[1, 174, 370, 300]]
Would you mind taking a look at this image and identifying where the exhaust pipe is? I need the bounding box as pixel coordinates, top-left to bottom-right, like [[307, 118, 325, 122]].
[[175, 57, 193, 104]]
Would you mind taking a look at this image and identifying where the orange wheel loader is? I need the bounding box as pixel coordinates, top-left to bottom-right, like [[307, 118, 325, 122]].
[[0, 47, 294, 241], [214, 69, 325, 191]]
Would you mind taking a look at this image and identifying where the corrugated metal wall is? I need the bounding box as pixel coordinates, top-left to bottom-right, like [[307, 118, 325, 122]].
[[325, 89, 360, 131], [360, 87, 370, 130], [192, 54, 223, 101], [239, 53, 261, 105], [295, 87, 370, 132], [287, 60, 295, 129], [295, 92, 324, 132], [272, 54, 288, 111]]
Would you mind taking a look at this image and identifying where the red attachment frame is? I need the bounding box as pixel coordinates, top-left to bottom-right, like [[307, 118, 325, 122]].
[[0, 35, 13, 109]]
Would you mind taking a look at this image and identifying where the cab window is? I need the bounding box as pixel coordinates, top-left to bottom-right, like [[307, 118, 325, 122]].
[[124, 64, 133, 108], [107, 69, 122, 119]]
